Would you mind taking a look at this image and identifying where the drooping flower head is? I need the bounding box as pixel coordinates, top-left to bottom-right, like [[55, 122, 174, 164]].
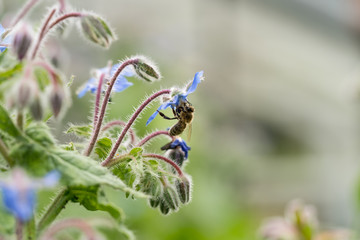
[[162, 138, 191, 167], [77, 63, 135, 98], [0, 168, 60, 222], [146, 71, 204, 126], [170, 138, 191, 159], [0, 24, 12, 53]]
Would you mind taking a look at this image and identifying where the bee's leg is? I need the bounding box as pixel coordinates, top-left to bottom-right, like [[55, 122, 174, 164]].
[[157, 111, 178, 120], [172, 108, 180, 119]]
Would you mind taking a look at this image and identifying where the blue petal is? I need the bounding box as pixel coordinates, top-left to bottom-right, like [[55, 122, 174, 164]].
[[146, 101, 175, 126], [170, 139, 191, 159], [0, 24, 4, 35], [113, 77, 133, 92], [185, 71, 203, 96], [2, 186, 36, 222], [77, 78, 97, 98], [42, 171, 60, 187], [0, 46, 6, 53]]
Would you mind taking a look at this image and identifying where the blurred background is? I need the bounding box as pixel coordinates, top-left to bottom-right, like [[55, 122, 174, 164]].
[[3, 0, 360, 239]]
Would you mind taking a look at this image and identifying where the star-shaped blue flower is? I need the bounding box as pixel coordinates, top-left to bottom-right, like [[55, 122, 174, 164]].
[[146, 71, 203, 126], [0, 24, 12, 53], [0, 169, 60, 222], [170, 138, 191, 159], [77, 63, 135, 98]]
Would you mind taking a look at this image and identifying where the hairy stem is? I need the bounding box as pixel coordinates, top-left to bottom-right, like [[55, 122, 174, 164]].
[[101, 89, 171, 166], [11, 0, 40, 27], [30, 8, 57, 60], [102, 120, 136, 145], [93, 73, 105, 128], [47, 12, 83, 31], [84, 59, 139, 156], [16, 219, 23, 240], [143, 153, 184, 177], [136, 130, 172, 147], [40, 219, 96, 240], [25, 216, 35, 240], [103, 153, 133, 168], [37, 188, 71, 233], [0, 138, 14, 167]]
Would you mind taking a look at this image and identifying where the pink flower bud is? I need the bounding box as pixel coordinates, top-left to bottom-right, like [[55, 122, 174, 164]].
[[12, 23, 33, 60]]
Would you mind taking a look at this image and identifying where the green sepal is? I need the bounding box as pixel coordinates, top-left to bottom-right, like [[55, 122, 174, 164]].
[[0, 103, 21, 138]]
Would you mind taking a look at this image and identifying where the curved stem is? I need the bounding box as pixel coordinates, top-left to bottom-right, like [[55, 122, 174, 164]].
[[47, 12, 83, 31], [11, 0, 40, 27], [83, 59, 139, 156], [93, 73, 105, 128], [102, 120, 136, 145], [136, 130, 172, 147], [37, 188, 71, 233], [33, 60, 58, 85], [103, 153, 133, 168], [30, 8, 57, 60], [143, 153, 184, 177], [40, 218, 97, 240], [101, 89, 171, 166]]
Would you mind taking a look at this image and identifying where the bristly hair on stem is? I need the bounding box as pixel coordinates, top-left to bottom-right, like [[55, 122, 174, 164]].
[[136, 130, 173, 147], [100, 89, 171, 166], [102, 120, 136, 145], [83, 58, 139, 157], [10, 0, 40, 27]]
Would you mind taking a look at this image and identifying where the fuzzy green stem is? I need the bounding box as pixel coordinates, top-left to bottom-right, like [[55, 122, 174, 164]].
[[0, 138, 14, 167], [100, 89, 171, 166], [25, 216, 35, 240], [37, 188, 71, 233]]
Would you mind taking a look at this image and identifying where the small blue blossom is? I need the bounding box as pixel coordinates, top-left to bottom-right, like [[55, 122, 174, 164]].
[[146, 71, 203, 126], [0, 24, 12, 53], [0, 169, 60, 222], [77, 63, 135, 98], [170, 138, 191, 159]]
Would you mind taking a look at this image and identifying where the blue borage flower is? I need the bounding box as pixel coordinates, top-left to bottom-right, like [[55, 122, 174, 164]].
[[0, 169, 60, 222], [77, 63, 135, 98], [146, 71, 204, 126], [170, 138, 191, 159], [0, 24, 12, 53]]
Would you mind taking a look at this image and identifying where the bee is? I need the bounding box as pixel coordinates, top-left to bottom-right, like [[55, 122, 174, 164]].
[[158, 99, 194, 138]]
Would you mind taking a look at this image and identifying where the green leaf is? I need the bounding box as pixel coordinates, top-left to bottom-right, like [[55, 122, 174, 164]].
[[70, 186, 124, 223], [97, 223, 135, 240], [0, 62, 23, 84], [129, 147, 143, 158], [0, 103, 21, 138], [66, 124, 92, 138], [95, 137, 112, 159], [0, 206, 15, 236], [25, 123, 55, 147]]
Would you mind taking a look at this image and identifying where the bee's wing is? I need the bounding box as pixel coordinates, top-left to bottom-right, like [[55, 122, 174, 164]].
[[187, 122, 192, 142]]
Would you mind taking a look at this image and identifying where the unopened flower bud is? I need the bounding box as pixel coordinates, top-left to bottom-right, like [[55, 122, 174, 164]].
[[12, 78, 36, 110], [49, 87, 64, 118], [149, 198, 160, 208], [159, 200, 170, 215], [29, 95, 43, 121], [134, 56, 161, 82], [12, 23, 33, 60], [163, 186, 179, 211], [80, 14, 115, 48], [175, 176, 191, 204]]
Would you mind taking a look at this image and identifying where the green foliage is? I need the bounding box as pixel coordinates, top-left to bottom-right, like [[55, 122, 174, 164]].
[[0, 104, 21, 138], [95, 137, 112, 159], [66, 124, 93, 138], [69, 186, 125, 223]]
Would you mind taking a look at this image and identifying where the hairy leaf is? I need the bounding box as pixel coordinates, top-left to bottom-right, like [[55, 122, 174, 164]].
[[66, 124, 92, 138], [95, 137, 112, 159], [0, 103, 21, 138]]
